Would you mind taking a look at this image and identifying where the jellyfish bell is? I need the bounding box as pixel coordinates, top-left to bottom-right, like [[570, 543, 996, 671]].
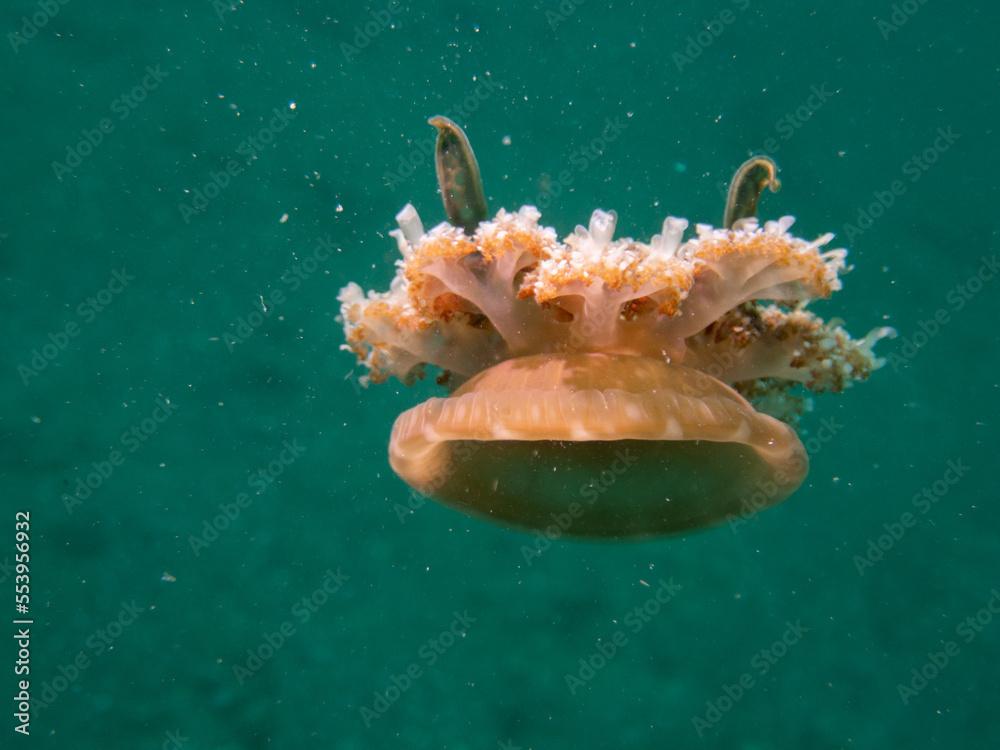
[[338, 118, 895, 539], [389, 353, 808, 537]]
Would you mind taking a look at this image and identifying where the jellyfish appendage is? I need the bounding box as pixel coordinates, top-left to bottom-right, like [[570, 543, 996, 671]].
[[339, 203, 880, 390], [724, 155, 781, 229], [429, 116, 488, 235]]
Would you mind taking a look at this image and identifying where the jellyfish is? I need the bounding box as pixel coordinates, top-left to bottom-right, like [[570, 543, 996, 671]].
[[339, 116, 894, 538]]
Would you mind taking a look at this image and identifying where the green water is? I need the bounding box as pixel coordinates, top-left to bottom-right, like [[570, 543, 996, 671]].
[[2, 1, 998, 747]]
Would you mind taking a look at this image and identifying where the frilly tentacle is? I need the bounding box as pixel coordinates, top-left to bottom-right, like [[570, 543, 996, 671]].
[[338, 204, 887, 394]]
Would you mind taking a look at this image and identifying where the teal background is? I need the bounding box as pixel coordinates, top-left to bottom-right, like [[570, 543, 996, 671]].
[[2, 1, 998, 748]]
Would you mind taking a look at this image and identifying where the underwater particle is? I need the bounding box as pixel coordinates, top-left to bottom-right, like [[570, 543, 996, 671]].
[[502, 135, 512, 146], [337, 118, 894, 539], [161, 572, 176, 583], [279, 212, 289, 223]]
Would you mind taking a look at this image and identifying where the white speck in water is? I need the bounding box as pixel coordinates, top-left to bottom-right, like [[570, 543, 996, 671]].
[[279, 212, 289, 223], [502, 135, 512, 146]]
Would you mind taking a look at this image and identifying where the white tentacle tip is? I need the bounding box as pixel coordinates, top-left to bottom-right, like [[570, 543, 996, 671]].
[[764, 215, 796, 235], [392, 203, 425, 254], [650, 216, 688, 258], [588, 209, 618, 246]]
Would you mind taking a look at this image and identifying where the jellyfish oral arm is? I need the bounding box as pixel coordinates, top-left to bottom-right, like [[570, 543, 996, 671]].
[[339, 204, 884, 387], [417, 242, 557, 355], [683, 305, 896, 391], [338, 281, 502, 383], [661, 219, 846, 341]]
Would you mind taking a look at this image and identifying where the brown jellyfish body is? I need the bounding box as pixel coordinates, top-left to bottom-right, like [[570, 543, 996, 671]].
[[338, 118, 894, 539], [390, 353, 807, 537]]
